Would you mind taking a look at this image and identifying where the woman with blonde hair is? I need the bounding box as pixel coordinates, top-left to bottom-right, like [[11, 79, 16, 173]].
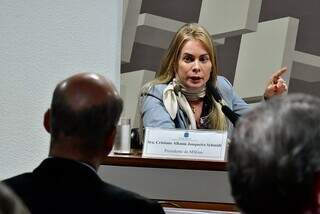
[[140, 23, 287, 131]]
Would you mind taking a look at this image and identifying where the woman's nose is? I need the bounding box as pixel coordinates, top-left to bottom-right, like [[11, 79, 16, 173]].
[[192, 60, 200, 72]]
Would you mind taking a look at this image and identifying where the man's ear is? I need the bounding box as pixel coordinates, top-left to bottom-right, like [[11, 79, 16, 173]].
[[104, 127, 117, 155], [43, 109, 51, 133]]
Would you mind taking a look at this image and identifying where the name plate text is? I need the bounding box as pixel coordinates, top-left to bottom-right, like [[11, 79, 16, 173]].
[[142, 127, 228, 161]]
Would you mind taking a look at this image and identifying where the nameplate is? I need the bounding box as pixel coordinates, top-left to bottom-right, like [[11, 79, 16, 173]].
[[142, 127, 228, 161]]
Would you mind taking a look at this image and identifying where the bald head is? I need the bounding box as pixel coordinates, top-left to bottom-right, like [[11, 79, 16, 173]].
[[49, 73, 123, 152], [55, 73, 119, 111]]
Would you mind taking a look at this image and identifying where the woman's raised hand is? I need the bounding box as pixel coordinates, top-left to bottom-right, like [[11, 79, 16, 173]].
[[264, 67, 288, 99]]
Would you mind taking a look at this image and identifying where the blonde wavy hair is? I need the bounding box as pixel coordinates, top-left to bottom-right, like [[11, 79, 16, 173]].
[[143, 23, 227, 130]]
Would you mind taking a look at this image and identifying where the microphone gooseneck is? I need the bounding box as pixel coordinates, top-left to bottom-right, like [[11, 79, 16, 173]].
[[207, 83, 240, 126], [221, 105, 240, 126]]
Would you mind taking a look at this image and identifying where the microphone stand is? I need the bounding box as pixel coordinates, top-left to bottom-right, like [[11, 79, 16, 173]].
[[207, 83, 240, 126]]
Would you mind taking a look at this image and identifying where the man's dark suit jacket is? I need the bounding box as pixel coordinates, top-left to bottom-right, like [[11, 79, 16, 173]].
[[3, 158, 165, 214]]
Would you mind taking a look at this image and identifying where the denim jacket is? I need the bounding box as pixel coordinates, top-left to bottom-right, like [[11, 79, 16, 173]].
[[140, 76, 250, 130]]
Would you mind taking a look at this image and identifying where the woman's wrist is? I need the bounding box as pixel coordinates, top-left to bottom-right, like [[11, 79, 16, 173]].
[[263, 93, 270, 101]]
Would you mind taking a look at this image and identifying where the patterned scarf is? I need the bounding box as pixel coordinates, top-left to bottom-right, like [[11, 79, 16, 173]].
[[162, 78, 206, 129]]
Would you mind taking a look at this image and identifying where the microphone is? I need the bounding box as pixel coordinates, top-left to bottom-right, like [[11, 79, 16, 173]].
[[207, 83, 240, 126], [221, 105, 240, 126]]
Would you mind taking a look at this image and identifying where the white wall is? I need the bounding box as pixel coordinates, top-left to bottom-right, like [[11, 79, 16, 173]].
[[0, 0, 122, 180]]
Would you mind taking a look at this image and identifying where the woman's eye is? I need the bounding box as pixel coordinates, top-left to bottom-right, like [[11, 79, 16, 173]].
[[183, 56, 193, 63], [200, 56, 209, 63]]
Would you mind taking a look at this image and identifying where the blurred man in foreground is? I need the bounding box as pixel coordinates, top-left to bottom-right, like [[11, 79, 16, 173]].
[[229, 94, 320, 214], [0, 183, 30, 214]]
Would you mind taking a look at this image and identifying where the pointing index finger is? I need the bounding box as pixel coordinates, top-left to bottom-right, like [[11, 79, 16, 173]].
[[273, 67, 287, 82], [274, 67, 287, 78]]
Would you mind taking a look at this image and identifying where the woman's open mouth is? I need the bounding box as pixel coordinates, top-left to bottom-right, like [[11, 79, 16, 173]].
[[190, 76, 201, 80]]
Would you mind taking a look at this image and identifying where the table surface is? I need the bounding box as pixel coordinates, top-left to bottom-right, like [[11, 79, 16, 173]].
[[102, 151, 227, 171]]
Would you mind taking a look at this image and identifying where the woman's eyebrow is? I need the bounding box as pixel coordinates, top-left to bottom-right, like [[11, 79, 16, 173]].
[[181, 53, 209, 58], [181, 52, 193, 56]]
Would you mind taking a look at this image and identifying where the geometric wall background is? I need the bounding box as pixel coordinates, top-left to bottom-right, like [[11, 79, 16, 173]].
[[121, 0, 320, 126]]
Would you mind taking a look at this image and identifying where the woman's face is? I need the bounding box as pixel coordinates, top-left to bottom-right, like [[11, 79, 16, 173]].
[[176, 39, 212, 90]]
